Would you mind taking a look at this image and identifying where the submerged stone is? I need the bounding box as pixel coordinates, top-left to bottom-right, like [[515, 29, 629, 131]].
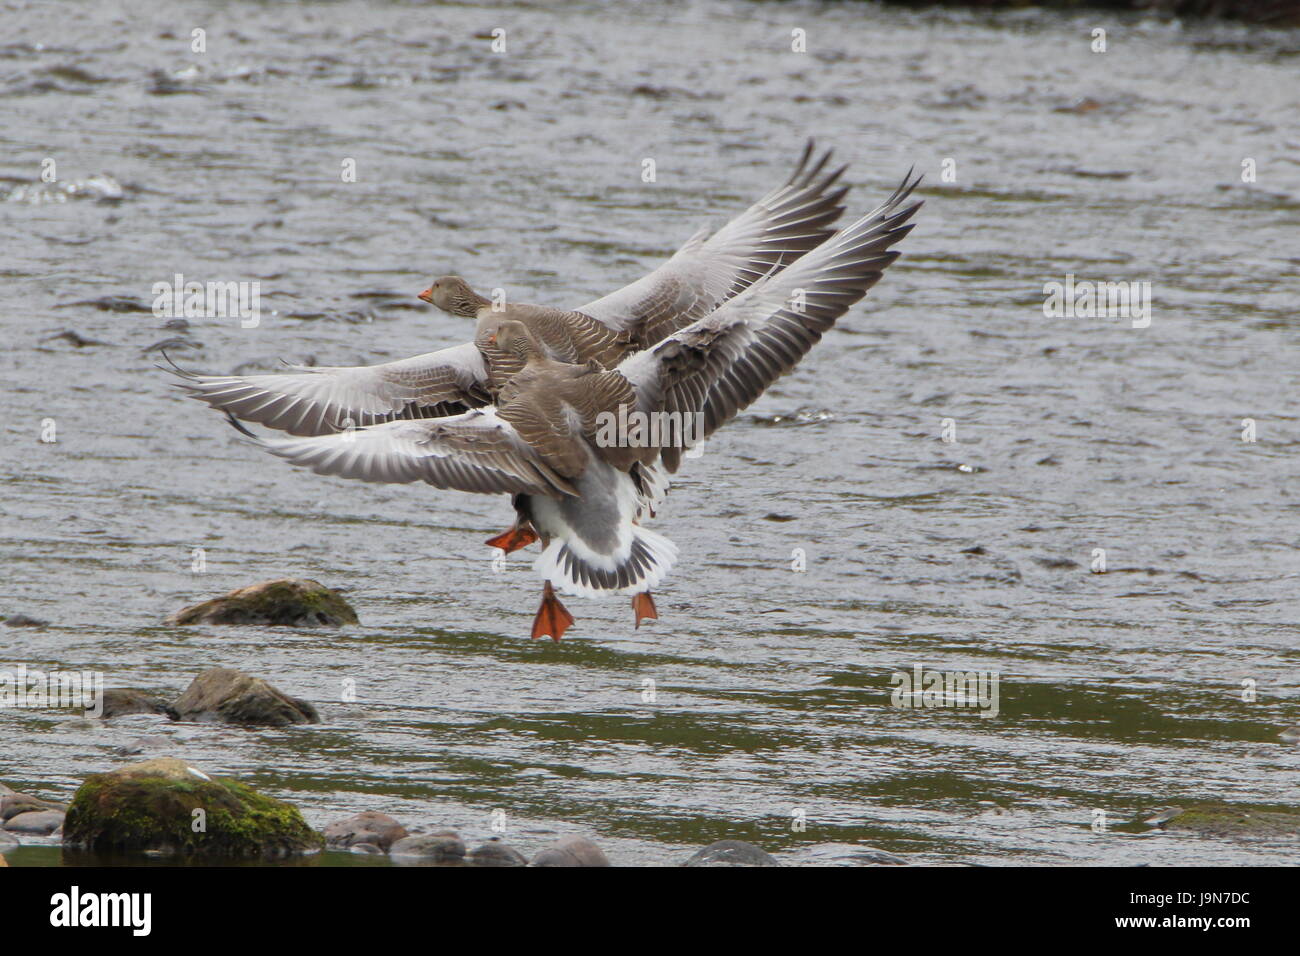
[[97, 688, 178, 720], [62, 757, 323, 858], [1, 613, 49, 627], [171, 667, 319, 726], [468, 839, 528, 867], [1141, 803, 1300, 839], [390, 829, 466, 862], [683, 839, 779, 867], [165, 578, 359, 627]]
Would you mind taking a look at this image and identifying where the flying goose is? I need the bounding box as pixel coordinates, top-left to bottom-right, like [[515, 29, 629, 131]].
[[236, 174, 922, 640], [171, 139, 849, 437]]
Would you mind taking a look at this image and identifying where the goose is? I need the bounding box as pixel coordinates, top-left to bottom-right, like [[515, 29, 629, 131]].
[[234, 173, 922, 640], [173, 140, 849, 553], [170, 139, 850, 436]]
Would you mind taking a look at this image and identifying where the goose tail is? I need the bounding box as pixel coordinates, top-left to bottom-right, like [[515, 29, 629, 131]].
[[534, 525, 678, 599]]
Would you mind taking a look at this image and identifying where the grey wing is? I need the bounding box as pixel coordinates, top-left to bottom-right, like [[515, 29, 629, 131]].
[[618, 170, 923, 473], [576, 139, 849, 348], [250, 408, 577, 497], [170, 341, 491, 437]]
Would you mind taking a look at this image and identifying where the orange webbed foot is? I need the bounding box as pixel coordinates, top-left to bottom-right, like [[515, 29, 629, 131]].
[[486, 525, 538, 554], [532, 582, 575, 642], [632, 591, 658, 629]]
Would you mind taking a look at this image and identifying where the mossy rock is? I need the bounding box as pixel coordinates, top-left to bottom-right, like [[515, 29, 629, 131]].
[[62, 758, 323, 858], [1130, 802, 1300, 839], [165, 578, 358, 627]]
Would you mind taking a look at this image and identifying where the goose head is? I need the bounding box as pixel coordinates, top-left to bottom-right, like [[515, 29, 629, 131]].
[[418, 276, 490, 318], [485, 319, 543, 363]]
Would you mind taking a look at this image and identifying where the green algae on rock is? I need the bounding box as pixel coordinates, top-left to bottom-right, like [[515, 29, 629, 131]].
[[165, 578, 359, 627], [62, 758, 323, 858], [172, 668, 319, 726], [1143, 803, 1300, 839]]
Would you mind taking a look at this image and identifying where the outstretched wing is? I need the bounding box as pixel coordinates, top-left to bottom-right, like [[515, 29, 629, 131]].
[[170, 342, 491, 437], [248, 408, 577, 497], [618, 171, 923, 472], [577, 139, 850, 348]]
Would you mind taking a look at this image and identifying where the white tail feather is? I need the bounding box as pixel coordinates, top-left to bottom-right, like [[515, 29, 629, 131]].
[[535, 525, 678, 598]]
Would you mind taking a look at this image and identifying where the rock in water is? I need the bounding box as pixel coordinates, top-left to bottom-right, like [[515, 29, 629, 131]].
[[95, 688, 178, 720], [171, 668, 318, 726], [469, 839, 528, 867], [1138, 803, 1300, 839], [1, 614, 49, 628], [62, 757, 323, 858], [389, 830, 466, 862], [683, 840, 779, 867], [165, 578, 358, 627], [530, 835, 610, 867], [4, 809, 64, 835], [323, 811, 408, 852], [1, 793, 64, 821]]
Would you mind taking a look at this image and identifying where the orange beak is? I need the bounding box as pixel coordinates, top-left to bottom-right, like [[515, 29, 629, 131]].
[[486, 333, 497, 346], [417, 287, 433, 304]]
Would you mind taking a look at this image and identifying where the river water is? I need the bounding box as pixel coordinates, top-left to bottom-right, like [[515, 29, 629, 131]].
[[1, 0, 1297, 866]]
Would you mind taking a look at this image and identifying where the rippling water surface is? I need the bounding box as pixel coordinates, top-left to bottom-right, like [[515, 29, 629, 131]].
[[1, 0, 1298, 866]]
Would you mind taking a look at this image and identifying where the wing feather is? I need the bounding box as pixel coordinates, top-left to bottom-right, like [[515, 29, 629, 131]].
[[171, 342, 491, 437], [577, 139, 850, 348], [250, 408, 577, 497], [618, 171, 924, 472]]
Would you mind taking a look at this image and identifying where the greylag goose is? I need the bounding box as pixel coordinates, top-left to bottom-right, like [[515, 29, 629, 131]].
[[170, 139, 849, 437], [417, 276, 634, 397], [236, 174, 922, 640]]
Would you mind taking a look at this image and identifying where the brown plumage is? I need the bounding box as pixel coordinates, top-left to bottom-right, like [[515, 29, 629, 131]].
[[472, 299, 635, 395], [490, 321, 643, 477], [174, 139, 850, 438]]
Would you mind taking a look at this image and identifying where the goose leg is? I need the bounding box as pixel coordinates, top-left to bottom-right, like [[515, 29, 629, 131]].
[[485, 523, 538, 554], [632, 591, 658, 628], [532, 581, 575, 642]]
